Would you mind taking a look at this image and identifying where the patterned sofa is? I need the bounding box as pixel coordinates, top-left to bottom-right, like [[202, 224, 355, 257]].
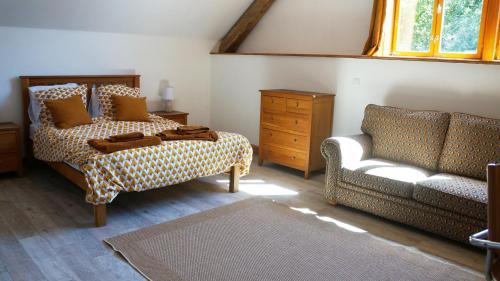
[[321, 104, 500, 242]]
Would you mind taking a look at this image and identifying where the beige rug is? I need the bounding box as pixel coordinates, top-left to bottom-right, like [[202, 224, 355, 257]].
[[105, 198, 481, 281]]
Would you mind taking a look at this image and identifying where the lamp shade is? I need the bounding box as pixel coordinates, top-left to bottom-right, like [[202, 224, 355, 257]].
[[159, 86, 175, 100]]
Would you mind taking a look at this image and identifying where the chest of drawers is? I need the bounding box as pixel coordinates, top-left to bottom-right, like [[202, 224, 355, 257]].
[[259, 90, 334, 179]]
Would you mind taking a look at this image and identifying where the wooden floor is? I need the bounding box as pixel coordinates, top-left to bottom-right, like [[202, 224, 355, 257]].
[[0, 156, 485, 280]]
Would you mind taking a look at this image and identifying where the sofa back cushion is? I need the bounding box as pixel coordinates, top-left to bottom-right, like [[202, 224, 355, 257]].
[[361, 104, 450, 170], [438, 113, 500, 180]]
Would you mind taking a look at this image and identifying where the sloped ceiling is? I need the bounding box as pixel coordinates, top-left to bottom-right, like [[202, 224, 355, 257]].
[[0, 0, 253, 39]]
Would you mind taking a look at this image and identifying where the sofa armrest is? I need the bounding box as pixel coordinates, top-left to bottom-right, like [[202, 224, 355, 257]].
[[321, 134, 372, 201]]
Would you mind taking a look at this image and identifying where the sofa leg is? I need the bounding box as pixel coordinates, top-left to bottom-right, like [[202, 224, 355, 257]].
[[94, 204, 107, 227], [229, 164, 240, 193]]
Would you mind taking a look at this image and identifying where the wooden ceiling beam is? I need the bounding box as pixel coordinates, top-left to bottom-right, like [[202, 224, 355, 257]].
[[218, 0, 275, 53]]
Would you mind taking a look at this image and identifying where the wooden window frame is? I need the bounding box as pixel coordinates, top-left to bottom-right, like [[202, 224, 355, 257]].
[[392, 0, 496, 60]]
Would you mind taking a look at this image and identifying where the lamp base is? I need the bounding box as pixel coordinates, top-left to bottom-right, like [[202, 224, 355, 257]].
[[162, 100, 174, 112]]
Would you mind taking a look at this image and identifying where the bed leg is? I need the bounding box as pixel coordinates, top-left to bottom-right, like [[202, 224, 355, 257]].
[[94, 205, 107, 227], [229, 164, 240, 193]]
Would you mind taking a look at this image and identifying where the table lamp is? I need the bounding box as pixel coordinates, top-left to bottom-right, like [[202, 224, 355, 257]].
[[159, 85, 175, 112]]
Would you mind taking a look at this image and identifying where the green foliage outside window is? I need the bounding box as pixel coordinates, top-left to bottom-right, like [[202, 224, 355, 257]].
[[410, 0, 484, 53], [440, 0, 483, 53], [411, 0, 435, 51]]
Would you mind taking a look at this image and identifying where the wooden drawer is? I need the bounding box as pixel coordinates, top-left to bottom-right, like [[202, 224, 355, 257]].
[[261, 145, 306, 170], [261, 128, 308, 151], [0, 153, 19, 173], [0, 132, 18, 154], [262, 96, 286, 112], [262, 112, 309, 133], [286, 98, 312, 114]]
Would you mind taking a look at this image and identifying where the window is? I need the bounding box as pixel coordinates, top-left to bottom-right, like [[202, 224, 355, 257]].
[[392, 0, 491, 59]]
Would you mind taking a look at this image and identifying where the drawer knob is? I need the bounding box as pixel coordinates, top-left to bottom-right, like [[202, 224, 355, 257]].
[[292, 156, 296, 160], [296, 101, 299, 107], [294, 138, 297, 142], [295, 120, 298, 125], [271, 99, 274, 104]]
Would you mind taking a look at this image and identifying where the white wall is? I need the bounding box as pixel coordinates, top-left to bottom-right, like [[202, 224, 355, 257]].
[[210, 55, 500, 145], [239, 0, 372, 55], [0, 26, 214, 131]]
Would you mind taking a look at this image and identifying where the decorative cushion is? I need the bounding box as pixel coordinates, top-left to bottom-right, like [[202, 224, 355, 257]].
[[361, 104, 450, 170], [342, 158, 434, 198], [438, 113, 500, 180], [33, 84, 88, 125], [112, 95, 150, 122], [44, 95, 93, 129], [414, 173, 487, 220], [96, 84, 141, 117]]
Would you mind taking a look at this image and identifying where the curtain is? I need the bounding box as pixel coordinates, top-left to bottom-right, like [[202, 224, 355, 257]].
[[363, 0, 387, 56]]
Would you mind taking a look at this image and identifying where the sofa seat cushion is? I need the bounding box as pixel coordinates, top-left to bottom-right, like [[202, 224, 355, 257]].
[[361, 104, 450, 170], [414, 173, 487, 220], [438, 113, 500, 180], [342, 158, 434, 198]]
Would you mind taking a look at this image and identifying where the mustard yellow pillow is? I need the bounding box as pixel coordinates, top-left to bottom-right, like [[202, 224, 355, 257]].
[[44, 95, 93, 129], [111, 95, 150, 122]]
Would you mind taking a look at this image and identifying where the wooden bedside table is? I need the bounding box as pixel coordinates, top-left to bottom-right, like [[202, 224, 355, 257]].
[[151, 111, 189, 125], [0, 122, 22, 176]]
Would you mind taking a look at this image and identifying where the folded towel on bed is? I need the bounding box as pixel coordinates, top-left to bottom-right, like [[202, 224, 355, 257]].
[[156, 129, 218, 142], [88, 136, 162, 154], [176, 125, 210, 135], [107, 132, 145, 142]]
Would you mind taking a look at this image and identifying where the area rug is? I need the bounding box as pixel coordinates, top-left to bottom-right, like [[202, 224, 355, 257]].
[[105, 198, 481, 281]]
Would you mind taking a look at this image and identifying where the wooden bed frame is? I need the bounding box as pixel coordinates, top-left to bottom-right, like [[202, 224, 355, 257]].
[[20, 75, 239, 227]]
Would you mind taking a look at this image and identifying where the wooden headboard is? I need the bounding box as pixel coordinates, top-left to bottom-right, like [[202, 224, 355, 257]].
[[19, 75, 140, 142]]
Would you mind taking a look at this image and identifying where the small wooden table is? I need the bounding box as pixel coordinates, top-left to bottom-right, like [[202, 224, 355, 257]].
[[151, 111, 188, 125], [0, 122, 22, 176]]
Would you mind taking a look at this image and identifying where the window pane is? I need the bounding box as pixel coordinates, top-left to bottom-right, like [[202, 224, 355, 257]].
[[396, 0, 436, 52], [439, 0, 484, 54]]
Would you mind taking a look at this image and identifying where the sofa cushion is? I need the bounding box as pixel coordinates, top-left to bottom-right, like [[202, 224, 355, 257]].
[[414, 173, 487, 220], [342, 158, 434, 198], [361, 104, 450, 171], [438, 113, 500, 180]]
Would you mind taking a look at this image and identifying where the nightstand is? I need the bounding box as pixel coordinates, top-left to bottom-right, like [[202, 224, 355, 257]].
[[0, 123, 22, 176], [152, 111, 189, 125]]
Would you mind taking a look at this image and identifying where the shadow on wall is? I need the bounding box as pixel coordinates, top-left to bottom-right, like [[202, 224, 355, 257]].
[[384, 86, 500, 118]]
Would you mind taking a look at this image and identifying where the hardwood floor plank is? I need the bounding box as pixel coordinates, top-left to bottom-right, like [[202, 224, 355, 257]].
[[19, 235, 82, 281], [0, 217, 48, 281]]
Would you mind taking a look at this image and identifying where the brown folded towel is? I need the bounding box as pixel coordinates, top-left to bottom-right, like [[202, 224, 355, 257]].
[[176, 125, 210, 135], [107, 132, 145, 142], [156, 130, 218, 142], [88, 136, 162, 154]]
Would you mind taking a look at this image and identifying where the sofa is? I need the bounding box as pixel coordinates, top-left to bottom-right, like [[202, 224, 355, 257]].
[[321, 104, 500, 242]]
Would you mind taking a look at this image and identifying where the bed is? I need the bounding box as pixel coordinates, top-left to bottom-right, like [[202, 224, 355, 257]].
[[20, 75, 253, 226]]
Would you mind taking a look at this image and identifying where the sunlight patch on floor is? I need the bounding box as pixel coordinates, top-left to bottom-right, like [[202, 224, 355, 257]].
[[316, 215, 367, 233], [290, 207, 318, 215], [289, 205, 367, 233], [216, 179, 298, 196]]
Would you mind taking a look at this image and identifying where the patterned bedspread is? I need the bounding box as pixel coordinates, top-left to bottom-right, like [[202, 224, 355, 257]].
[[33, 115, 253, 205]]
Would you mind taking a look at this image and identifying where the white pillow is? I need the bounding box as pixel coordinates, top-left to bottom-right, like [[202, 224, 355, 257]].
[[28, 83, 79, 127]]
